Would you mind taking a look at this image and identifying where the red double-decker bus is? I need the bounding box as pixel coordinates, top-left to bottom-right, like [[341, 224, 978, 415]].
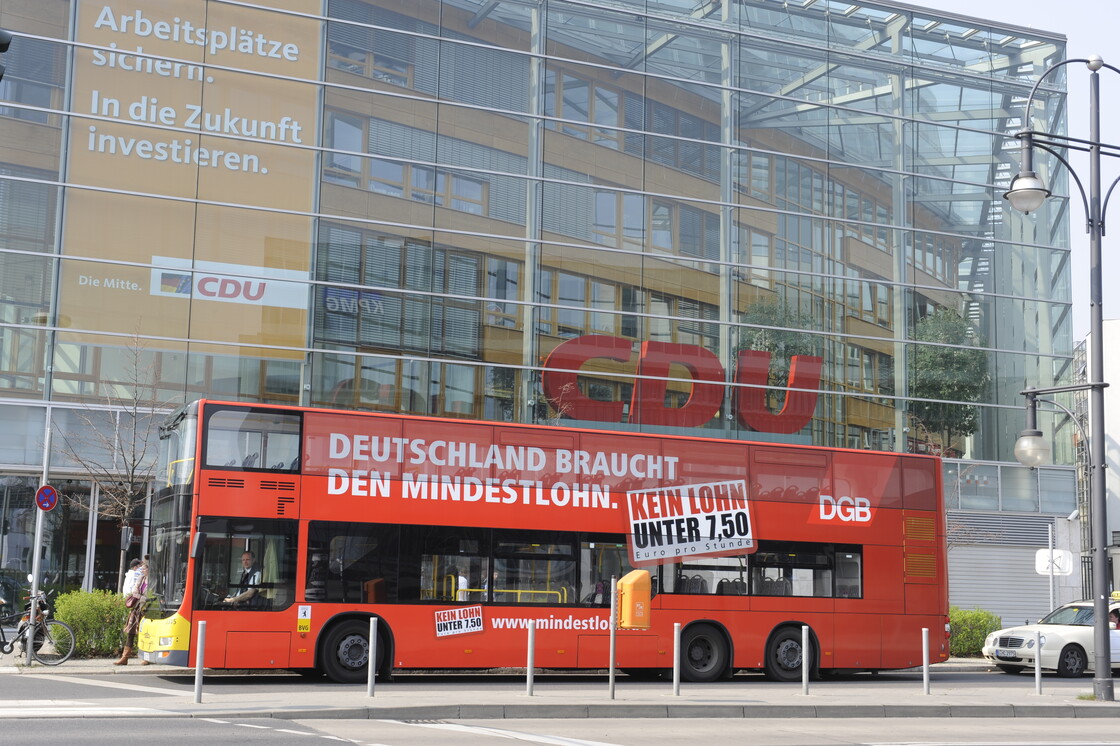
[[139, 400, 949, 683]]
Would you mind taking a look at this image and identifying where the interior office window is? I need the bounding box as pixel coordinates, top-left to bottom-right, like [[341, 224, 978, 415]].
[[592, 191, 644, 249], [875, 282, 891, 327], [593, 191, 617, 245], [326, 37, 413, 88], [590, 281, 617, 334], [592, 86, 621, 148], [651, 201, 674, 252], [327, 39, 369, 75], [750, 151, 770, 200], [561, 74, 590, 137], [679, 205, 719, 270], [847, 345, 861, 387], [486, 258, 520, 328], [556, 272, 586, 338], [620, 286, 642, 338], [0, 36, 65, 124], [845, 189, 861, 234], [324, 112, 365, 186], [483, 366, 516, 422], [648, 293, 672, 343], [622, 194, 644, 248], [535, 269, 554, 336], [441, 363, 476, 416], [370, 52, 412, 87], [368, 158, 405, 196], [449, 173, 486, 215], [544, 70, 622, 149], [876, 204, 891, 249], [750, 229, 772, 287]]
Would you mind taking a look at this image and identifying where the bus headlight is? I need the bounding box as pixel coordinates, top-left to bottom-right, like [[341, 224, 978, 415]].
[[159, 637, 175, 646]]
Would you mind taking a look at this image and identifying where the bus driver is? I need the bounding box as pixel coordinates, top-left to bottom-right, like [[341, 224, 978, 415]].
[[224, 551, 262, 607]]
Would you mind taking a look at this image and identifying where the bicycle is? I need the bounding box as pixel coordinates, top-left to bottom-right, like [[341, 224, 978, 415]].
[[0, 587, 76, 666]]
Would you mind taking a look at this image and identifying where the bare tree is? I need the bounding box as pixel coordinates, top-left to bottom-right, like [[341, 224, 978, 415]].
[[56, 333, 169, 591]]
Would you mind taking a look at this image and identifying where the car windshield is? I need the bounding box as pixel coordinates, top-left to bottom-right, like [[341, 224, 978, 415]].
[[1040, 605, 1094, 626]]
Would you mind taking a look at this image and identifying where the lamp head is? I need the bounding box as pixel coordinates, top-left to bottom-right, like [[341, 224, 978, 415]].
[[1014, 429, 1051, 468], [1004, 171, 1051, 213]]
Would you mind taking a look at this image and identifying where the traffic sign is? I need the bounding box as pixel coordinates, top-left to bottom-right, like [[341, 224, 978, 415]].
[[35, 485, 58, 512], [1035, 548, 1074, 576]]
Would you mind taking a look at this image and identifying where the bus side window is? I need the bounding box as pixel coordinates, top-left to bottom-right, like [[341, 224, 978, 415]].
[[398, 525, 487, 603], [306, 521, 399, 604]]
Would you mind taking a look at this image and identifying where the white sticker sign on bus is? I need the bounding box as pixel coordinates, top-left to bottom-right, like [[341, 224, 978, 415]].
[[626, 479, 754, 565], [435, 605, 484, 637]]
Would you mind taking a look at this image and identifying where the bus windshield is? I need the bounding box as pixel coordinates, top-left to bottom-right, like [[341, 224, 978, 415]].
[[147, 407, 197, 618]]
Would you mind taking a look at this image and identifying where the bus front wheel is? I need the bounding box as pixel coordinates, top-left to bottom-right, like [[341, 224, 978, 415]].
[[321, 620, 384, 684], [680, 623, 727, 682]]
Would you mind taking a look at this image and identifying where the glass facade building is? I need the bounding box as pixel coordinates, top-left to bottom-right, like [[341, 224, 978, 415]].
[[0, 0, 1081, 618]]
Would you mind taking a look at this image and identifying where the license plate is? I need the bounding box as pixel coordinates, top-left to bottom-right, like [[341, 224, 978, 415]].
[[994, 649, 1018, 659]]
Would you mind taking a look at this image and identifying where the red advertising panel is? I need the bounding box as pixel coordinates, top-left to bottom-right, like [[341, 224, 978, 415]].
[[303, 411, 761, 565]]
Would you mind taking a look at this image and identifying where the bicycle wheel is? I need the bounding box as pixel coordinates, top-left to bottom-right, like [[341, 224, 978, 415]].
[[30, 619, 75, 665]]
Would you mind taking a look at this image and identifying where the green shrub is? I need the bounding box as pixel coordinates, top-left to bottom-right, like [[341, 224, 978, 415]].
[[53, 590, 127, 658], [949, 605, 1002, 657]]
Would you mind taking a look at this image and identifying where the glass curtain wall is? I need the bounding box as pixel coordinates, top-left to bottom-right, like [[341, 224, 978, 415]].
[[311, 0, 1069, 463]]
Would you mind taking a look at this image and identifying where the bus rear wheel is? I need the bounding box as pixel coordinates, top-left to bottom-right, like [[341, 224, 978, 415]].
[[321, 620, 384, 684], [680, 623, 727, 682], [764, 627, 808, 682]]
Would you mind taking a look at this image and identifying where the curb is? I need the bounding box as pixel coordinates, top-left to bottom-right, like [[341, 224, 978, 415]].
[[62, 702, 1120, 721]]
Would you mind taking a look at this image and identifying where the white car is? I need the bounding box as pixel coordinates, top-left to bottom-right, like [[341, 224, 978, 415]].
[[982, 599, 1120, 677]]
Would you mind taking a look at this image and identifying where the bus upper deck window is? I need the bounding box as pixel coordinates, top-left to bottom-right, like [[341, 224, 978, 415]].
[[204, 407, 301, 471]]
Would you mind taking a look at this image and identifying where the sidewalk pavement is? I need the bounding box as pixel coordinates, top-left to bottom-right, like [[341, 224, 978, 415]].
[[2, 655, 1119, 720]]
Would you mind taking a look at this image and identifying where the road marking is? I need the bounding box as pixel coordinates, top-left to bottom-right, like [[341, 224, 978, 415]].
[[235, 723, 270, 729], [22, 673, 188, 696], [0, 700, 171, 718], [383, 720, 621, 746]]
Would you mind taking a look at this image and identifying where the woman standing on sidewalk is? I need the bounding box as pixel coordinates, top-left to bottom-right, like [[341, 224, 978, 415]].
[[115, 559, 146, 666]]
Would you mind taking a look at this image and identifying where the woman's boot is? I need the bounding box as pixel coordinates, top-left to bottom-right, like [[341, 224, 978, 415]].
[[113, 646, 132, 665]]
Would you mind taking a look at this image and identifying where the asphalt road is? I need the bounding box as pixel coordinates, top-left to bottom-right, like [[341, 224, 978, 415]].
[[16, 715, 1120, 745]]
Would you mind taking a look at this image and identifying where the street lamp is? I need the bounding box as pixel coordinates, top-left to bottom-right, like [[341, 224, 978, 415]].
[[1005, 54, 1120, 702]]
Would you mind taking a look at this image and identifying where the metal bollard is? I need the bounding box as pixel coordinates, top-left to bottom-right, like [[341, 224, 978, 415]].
[[672, 623, 681, 696], [922, 627, 930, 695], [608, 575, 617, 700], [367, 617, 378, 698], [527, 620, 536, 696], [801, 625, 809, 695], [1034, 630, 1042, 694], [193, 620, 206, 704]]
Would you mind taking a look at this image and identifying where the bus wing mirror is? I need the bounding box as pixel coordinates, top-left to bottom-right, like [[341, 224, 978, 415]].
[[191, 532, 206, 559]]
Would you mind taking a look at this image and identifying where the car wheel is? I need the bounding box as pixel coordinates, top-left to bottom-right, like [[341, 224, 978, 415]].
[[1056, 645, 1087, 677], [996, 664, 1024, 675]]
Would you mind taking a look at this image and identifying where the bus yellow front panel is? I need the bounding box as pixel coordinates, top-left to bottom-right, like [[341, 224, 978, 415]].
[[137, 613, 192, 667]]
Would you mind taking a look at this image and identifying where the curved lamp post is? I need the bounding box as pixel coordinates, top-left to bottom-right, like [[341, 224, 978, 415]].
[[1006, 55, 1120, 702]]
